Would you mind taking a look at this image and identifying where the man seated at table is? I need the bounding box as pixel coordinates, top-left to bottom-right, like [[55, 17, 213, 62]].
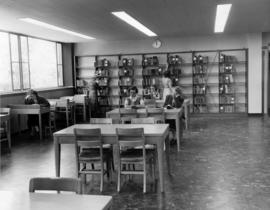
[[163, 86, 185, 144], [25, 89, 50, 136], [124, 86, 145, 108]]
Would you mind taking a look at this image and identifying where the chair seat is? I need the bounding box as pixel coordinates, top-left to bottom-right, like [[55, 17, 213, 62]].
[[135, 144, 155, 150], [79, 149, 102, 161]]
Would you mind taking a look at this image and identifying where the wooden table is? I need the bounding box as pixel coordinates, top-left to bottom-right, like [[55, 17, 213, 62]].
[[0, 191, 112, 210], [106, 108, 183, 151], [53, 124, 170, 192], [9, 104, 50, 141], [0, 114, 11, 150], [156, 98, 191, 130]]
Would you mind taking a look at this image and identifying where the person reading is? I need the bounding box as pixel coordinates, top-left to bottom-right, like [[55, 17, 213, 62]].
[[124, 86, 144, 108]]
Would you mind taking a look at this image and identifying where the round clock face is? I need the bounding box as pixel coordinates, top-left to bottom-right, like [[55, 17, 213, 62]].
[[152, 39, 162, 48]]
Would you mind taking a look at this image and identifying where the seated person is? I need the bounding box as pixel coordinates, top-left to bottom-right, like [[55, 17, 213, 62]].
[[24, 89, 50, 136], [163, 86, 185, 109], [124, 86, 144, 108], [149, 86, 161, 100], [163, 86, 185, 144]]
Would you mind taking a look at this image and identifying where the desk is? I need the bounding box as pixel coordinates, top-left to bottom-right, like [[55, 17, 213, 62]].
[[0, 191, 112, 210], [9, 104, 50, 141], [53, 124, 170, 192], [106, 108, 183, 151], [0, 114, 11, 150]]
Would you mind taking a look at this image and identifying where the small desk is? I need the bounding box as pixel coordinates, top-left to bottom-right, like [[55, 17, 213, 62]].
[[0, 191, 112, 210], [156, 98, 191, 130], [9, 104, 50, 141], [0, 114, 11, 150], [53, 124, 170, 192], [106, 108, 183, 151]]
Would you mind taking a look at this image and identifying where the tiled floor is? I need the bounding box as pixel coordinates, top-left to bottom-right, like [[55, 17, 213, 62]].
[[1, 115, 270, 209]]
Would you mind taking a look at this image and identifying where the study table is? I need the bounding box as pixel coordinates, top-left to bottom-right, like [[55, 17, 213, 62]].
[[53, 124, 170, 192], [8, 104, 51, 141], [156, 98, 191, 130], [0, 191, 112, 210], [106, 107, 184, 151]]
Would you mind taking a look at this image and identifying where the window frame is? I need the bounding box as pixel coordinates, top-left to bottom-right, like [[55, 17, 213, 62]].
[[0, 31, 64, 93]]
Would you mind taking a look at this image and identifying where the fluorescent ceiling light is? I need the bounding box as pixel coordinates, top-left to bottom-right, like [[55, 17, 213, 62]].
[[19, 18, 95, 39], [112, 11, 157, 37], [214, 4, 232, 33]]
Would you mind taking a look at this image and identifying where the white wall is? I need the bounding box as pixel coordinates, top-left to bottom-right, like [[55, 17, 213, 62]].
[[75, 33, 263, 114]]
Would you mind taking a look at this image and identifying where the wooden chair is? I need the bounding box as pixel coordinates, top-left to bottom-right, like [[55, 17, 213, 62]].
[[0, 108, 11, 151], [146, 107, 165, 124], [116, 127, 148, 193], [55, 99, 75, 127], [73, 95, 88, 123], [74, 128, 111, 192], [144, 98, 156, 108], [89, 118, 114, 171], [29, 177, 81, 194], [118, 108, 137, 124]]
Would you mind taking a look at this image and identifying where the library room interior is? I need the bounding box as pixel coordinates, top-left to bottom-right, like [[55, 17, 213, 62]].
[[0, 0, 270, 209]]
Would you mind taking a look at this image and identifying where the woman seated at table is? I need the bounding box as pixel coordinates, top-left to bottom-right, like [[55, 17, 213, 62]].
[[124, 86, 144, 108], [163, 86, 185, 144], [25, 89, 50, 136]]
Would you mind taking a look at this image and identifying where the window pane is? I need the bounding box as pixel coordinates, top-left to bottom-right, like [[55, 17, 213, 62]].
[[57, 65, 63, 86], [22, 63, 30, 89], [28, 38, 58, 88], [20, 36, 28, 62], [0, 32, 12, 92], [57, 43, 62, 64], [12, 62, 20, 90], [10, 34, 19, 62]]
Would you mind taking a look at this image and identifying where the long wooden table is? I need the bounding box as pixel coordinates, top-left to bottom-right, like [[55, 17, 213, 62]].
[[106, 108, 183, 151], [0, 191, 112, 210], [0, 114, 11, 150], [9, 104, 51, 140], [53, 124, 170, 192]]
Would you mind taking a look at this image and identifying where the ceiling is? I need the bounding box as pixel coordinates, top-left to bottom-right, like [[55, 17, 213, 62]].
[[0, 0, 269, 43]]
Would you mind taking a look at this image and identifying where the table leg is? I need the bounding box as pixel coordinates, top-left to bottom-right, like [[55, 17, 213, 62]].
[[39, 113, 42, 141], [157, 140, 164, 193], [175, 116, 181, 152], [83, 104, 87, 122], [165, 134, 171, 176], [7, 119, 11, 151], [66, 108, 69, 127], [54, 136, 60, 177]]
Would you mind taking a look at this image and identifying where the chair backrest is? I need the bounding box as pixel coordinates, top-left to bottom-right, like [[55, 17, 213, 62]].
[[116, 127, 145, 148], [73, 95, 86, 104], [90, 118, 112, 124], [29, 177, 81, 194], [146, 107, 165, 123], [0, 107, 10, 115], [74, 128, 102, 148], [131, 117, 155, 124], [144, 99, 156, 108]]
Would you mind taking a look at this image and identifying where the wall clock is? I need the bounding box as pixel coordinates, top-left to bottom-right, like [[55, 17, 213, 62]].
[[152, 39, 162, 48]]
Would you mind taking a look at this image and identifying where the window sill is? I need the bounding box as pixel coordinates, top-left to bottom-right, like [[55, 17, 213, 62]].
[[0, 86, 74, 97]]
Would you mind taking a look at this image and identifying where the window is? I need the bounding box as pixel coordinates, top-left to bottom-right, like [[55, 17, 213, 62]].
[[0, 32, 12, 91], [0, 31, 63, 92]]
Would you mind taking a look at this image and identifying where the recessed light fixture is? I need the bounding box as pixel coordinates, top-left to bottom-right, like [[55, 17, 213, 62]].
[[214, 4, 232, 33], [19, 18, 95, 39], [111, 11, 157, 37]]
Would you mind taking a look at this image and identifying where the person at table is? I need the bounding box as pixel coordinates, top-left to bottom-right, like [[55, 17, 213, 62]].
[[163, 86, 185, 144], [124, 86, 144, 108], [163, 86, 185, 109], [25, 89, 50, 136], [162, 70, 173, 101]]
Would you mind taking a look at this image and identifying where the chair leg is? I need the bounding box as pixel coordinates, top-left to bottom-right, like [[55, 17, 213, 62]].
[[117, 161, 121, 192], [100, 162, 104, 192], [143, 161, 146, 193]]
